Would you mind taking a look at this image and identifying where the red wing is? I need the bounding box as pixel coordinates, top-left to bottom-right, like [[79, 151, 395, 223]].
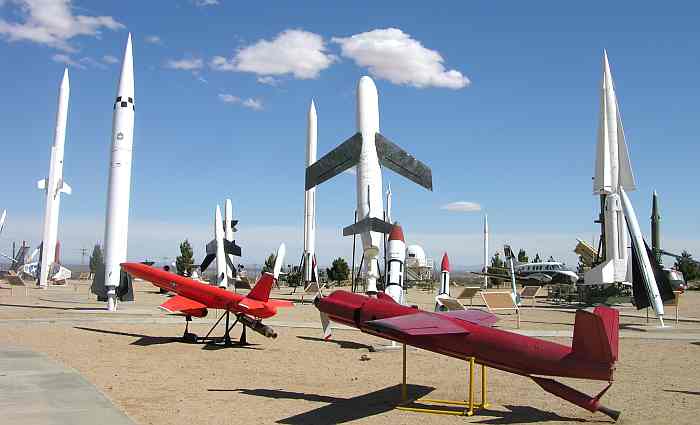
[[266, 299, 294, 308], [439, 309, 498, 327], [159, 295, 208, 317], [365, 312, 469, 336]]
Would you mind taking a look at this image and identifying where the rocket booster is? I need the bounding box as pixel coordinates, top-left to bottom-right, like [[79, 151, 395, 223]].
[[303, 101, 317, 283], [385, 223, 405, 304], [103, 34, 135, 310], [37, 69, 71, 287]]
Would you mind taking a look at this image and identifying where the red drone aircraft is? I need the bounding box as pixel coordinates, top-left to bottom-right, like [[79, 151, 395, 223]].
[[316, 290, 621, 421], [121, 244, 292, 345]]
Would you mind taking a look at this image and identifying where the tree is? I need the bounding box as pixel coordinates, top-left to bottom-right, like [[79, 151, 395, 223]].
[[175, 239, 195, 277], [89, 243, 103, 273], [326, 257, 349, 283], [490, 252, 503, 269], [517, 249, 529, 263], [262, 253, 276, 274], [675, 250, 700, 282], [533, 253, 542, 263]]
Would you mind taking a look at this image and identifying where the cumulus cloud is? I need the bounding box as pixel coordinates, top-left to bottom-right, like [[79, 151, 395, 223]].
[[210, 29, 336, 79], [257, 76, 280, 86], [165, 57, 204, 71], [440, 201, 482, 212], [218, 93, 263, 111], [332, 28, 469, 89], [144, 35, 162, 44], [0, 0, 124, 52], [51, 53, 84, 69], [102, 54, 118, 64], [192, 0, 219, 6]]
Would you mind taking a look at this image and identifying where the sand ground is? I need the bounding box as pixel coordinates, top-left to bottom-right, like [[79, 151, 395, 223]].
[[0, 279, 699, 424]]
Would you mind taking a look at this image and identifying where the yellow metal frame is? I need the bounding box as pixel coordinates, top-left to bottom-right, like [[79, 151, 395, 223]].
[[397, 344, 489, 416]]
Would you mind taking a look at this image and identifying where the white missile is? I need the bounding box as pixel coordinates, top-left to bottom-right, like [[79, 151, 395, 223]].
[[103, 34, 135, 311], [620, 188, 665, 325], [37, 68, 71, 287], [386, 183, 392, 223], [305, 76, 432, 295], [214, 205, 227, 288], [385, 223, 405, 304], [435, 253, 450, 311], [303, 100, 318, 284], [224, 198, 235, 284], [586, 51, 635, 286], [483, 213, 489, 288], [0, 210, 6, 237]]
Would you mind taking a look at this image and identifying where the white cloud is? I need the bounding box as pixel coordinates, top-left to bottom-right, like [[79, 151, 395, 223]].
[[218, 93, 263, 111], [0, 0, 124, 52], [144, 35, 161, 44], [440, 201, 482, 212], [165, 57, 204, 71], [102, 54, 118, 64], [51, 53, 84, 69], [256, 76, 280, 86], [210, 29, 336, 79], [192, 0, 219, 6], [332, 28, 469, 89]]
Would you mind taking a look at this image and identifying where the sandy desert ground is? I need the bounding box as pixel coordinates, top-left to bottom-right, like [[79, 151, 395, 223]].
[[1, 278, 699, 424]]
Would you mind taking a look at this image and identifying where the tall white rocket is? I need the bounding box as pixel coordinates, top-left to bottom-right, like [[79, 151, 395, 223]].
[[214, 205, 227, 288], [483, 214, 489, 288], [37, 69, 72, 287], [303, 101, 317, 284], [103, 34, 135, 311], [586, 51, 636, 286], [224, 199, 235, 285]]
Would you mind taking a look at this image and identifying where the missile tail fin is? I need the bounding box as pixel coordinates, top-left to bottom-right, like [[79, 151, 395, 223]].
[[342, 217, 393, 236], [571, 306, 619, 364], [375, 133, 432, 191], [37, 179, 47, 190]]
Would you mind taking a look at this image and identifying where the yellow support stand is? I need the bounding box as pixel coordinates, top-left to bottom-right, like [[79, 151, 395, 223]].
[[397, 344, 489, 416]]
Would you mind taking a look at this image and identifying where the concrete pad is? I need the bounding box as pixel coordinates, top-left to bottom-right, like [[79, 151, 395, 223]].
[[0, 346, 135, 425]]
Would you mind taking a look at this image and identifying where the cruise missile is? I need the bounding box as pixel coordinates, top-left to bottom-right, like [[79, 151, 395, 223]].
[[435, 252, 450, 311], [102, 34, 135, 310], [305, 76, 432, 295], [586, 51, 634, 287], [385, 223, 405, 304], [37, 68, 72, 287], [483, 214, 489, 288], [302, 101, 318, 284]]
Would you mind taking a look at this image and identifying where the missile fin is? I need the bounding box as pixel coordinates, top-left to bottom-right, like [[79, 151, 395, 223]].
[[305, 132, 362, 190], [223, 239, 242, 256], [615, 106, 636, 191], [59, 181, 72, 195], [37, 179, 47, 190], [200, 254, 215, 271], [342, 217, 393, 236], [375, 133, 432, 191]]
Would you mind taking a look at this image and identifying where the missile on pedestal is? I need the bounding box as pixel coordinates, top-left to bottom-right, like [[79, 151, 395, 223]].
[[303, 101, 318, 284], [37, 69, 71, 288], [435, 253, 450, 311]]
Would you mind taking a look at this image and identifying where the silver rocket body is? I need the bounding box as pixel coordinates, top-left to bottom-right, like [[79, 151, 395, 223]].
[[37, 69, 72, 287], [103, 34, 135, 311], [303, 101, 317, 284]]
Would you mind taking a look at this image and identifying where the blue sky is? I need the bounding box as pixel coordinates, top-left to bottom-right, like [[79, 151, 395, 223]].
[[0, 0, 698, 267]]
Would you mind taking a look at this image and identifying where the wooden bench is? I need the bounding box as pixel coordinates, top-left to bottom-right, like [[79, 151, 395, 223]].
[[481, 291, 520, 328]]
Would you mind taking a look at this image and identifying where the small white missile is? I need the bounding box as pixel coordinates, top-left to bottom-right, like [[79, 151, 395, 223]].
[[103, 34, 135, 311], [37, 68, 71, 287], [224, 198, 235, 284], [0, 210, 6, 237], [385, 223, 405, 304], [303, 100, 318, 284], [215, 205, 226, 288], [483, 214, 489, 288], [435, 253, 451, 311]]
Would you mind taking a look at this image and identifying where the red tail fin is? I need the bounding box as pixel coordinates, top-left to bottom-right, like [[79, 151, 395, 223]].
[[247, 273, 274, 302], [571, 306, 619, 363]]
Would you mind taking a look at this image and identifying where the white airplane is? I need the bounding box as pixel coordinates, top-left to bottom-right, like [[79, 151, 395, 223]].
[[305, 76, 432, 294]]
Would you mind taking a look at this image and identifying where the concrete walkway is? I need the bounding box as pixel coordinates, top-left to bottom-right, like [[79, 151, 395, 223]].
[[0, 346, 135, 425]]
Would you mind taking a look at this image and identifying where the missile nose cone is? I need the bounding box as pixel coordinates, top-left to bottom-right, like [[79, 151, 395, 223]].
[[215, 205, 222, 220], [358, 75, 377, 95], [441, 253, 450, 272], [117, 33, 134, 97], [602, 50, 614, 90], [388, 223, 404, 242], [309, 99, 317, 118]]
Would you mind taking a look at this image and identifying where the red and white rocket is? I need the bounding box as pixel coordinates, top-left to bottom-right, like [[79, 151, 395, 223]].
[[385, 223, 405, 304], [435, 252, 450, 311]]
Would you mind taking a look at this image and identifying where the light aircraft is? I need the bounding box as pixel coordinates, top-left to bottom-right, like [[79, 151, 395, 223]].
[[315, 290, 621, 421], [121, 243, 292, 346]]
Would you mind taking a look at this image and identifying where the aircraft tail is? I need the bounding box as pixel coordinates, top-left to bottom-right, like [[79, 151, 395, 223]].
[[248, 242, 286, 302], [571, 306, 619, 364]]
